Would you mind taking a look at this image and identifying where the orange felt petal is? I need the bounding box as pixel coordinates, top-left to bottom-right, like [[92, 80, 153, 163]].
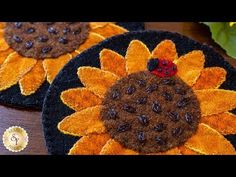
[[152, 40, 177, 61], [178, 146, 200, 155], [69, 134, 110, 155], [89, 22, 111, 29], [58, 105, 106, 136], [76, 32, 105, 53], [100, 49, 127, 77], [61, 88, 102, 112], [0, 48, 14, 66], [0, 36, 10, 51], [125, 40, 151, 74], [195, 89, 236, 116], [91, 23, 128, 38], [185, 123, 236, 155], [149, 147, 181, 155], [159, 148, 181, 155], [0, 22, 5, 29], [0, 26, 8, 51], [100, 139, 138, 155], [0, 29, 4, 38], [19, 60, 46, 96], [0, 52, 37, 91], [71, 50, 80, 58], [193, 67, 226, 90], [201, 112, 236, 135], [176, 50, 205, 86], [77, 66, 119, 98], [43, 54, 72, 84]]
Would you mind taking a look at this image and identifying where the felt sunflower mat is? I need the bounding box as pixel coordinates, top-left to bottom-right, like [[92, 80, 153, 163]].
[[0, 22, 144, 110], [42, 30, 236, 155]]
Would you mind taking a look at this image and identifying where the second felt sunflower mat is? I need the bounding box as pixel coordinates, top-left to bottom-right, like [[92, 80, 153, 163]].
[[0, 22, 144, 110]]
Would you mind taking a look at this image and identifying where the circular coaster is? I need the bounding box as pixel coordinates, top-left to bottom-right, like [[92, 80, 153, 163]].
[[0, 22, 144, 110], [42, 30, 236, 155]]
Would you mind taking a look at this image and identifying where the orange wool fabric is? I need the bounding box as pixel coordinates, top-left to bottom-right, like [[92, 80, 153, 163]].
[[125, 40, 151, 74], [176, 50, 205, 86], [91, 23, 128, 38], [77, 67, 120, 98], [195, 89, 236, 116], [0, 52, 37, 91], [60, 88, 102, 112], [185, 123, 236, 155], [193, 67, 226, 90], [100, 49, 127, 77], [58, 105, 106, 136], [152, 40, 178, 61], [0, 22, 6, 29], [76, 32, 105, 53], [149, 147, 181, 155], [201, 112, 236, 135], [43, 54, 72, 84], [19, 60, 46, 96], [0, 36, 10, 51], [100, 139, 138, 155], [89, 22, 111, 29], [178, 146, 200, 155], [69, 134, 110, 155], [0, 48, 14, 65]]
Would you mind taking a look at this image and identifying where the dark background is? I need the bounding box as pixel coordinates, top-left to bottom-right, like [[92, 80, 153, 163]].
[[1, 22, 236, 154]]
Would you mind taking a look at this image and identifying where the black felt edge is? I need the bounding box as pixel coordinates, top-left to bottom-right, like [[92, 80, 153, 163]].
[[42, 30, 236, 155], [0, 22, 145, 110]]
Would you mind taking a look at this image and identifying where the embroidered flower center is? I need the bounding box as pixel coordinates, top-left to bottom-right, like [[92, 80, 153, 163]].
[[4, 22, 89, 59], [101, 71, 201, 153]]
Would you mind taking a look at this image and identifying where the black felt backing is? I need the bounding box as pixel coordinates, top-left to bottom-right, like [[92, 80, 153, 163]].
[[42, 30, 236, 155], [0, 22, 145, 110]]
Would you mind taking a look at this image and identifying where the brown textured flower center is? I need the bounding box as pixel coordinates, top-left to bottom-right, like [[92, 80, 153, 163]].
[[100, 71, 201, 153], [4, 22, 89, 59]]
